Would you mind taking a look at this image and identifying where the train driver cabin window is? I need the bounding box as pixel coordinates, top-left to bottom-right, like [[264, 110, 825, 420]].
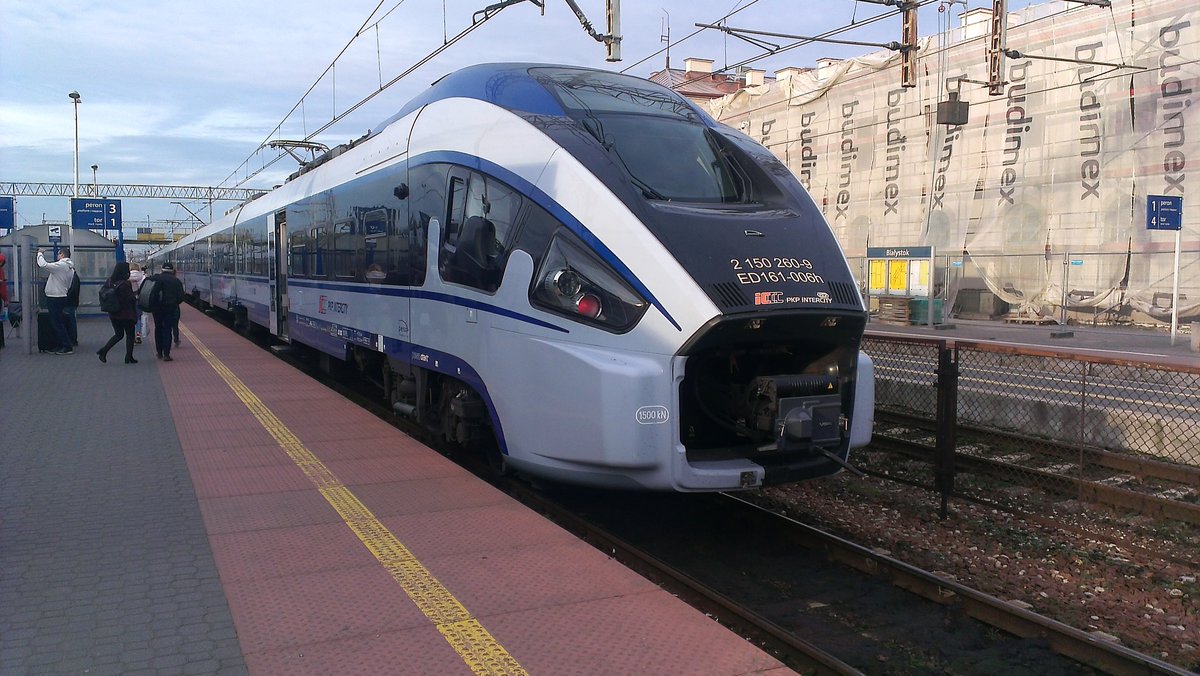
[[440, 170, 517, 292]]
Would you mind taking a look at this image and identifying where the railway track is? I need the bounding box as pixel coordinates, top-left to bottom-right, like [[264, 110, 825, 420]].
[[872, 412, 1200, 526], [864, 415, 1200, 569], [527, 487, 1189, 675], [205, 307, 1190, 674]]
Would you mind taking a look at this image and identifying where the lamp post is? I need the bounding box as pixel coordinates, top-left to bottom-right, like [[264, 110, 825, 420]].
[[69, 90, 81, 254], [90, 164, 98, 198]]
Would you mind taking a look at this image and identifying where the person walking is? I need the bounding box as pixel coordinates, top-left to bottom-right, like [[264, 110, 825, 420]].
[[96, 261, 138, 364], [35, 247, 75, 355], [150, 262, 184, 361], [129, 262, 147, 344]]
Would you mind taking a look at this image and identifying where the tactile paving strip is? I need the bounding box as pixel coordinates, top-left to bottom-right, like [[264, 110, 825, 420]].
[[180, 323, 529, 675]]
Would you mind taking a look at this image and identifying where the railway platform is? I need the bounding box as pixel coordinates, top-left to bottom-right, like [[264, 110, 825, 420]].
[[866, 314, 1200, 368], [0, 305, 789, 675]]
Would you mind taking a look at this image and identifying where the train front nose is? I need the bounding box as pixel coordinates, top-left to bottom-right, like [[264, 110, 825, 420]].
[[674, 311, 868, 488]]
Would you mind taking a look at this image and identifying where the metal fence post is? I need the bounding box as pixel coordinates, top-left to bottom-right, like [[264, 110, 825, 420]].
[[935, 342, 959, 518]]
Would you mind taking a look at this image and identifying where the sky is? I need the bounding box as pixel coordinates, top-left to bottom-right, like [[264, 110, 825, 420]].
[[0, 0, 1036, 239]]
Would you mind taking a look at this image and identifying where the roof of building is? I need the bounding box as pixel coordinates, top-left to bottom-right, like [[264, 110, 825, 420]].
[[648, 68, 755, 100]]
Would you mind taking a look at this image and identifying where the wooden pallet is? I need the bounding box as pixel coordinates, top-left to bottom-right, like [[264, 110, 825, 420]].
[[1005, 312, 1056, 325], [877, 296, 911, 326]]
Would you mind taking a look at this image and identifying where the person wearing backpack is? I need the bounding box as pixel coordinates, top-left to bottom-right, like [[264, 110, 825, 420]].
[[150, 262, 184, 362], [96, 262, 138, 364], [35, 248, 75, 355]]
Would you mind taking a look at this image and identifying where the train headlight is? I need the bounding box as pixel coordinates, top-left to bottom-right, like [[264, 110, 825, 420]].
[[532, 232, 648, 332], [551, 269, 583, 297]]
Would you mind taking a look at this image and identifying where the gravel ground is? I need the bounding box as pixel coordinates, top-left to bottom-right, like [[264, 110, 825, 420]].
[[756, 466, 1200, 672]]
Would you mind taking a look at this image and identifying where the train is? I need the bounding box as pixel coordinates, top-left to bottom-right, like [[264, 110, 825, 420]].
[[150, 63, 874, 491]]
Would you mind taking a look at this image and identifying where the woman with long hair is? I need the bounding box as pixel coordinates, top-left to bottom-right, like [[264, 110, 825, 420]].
[[97, 261, 138, 364]]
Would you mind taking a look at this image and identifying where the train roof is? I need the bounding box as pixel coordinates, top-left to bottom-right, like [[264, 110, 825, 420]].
[[371, 62, 715, 136]]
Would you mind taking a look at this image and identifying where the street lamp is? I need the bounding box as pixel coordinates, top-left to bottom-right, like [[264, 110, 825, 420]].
[[91, 164, 98, 198], [69, 90, 81, 254]]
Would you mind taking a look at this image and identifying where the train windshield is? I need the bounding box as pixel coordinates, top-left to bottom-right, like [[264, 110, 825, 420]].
[[533, 67, 745, 203]]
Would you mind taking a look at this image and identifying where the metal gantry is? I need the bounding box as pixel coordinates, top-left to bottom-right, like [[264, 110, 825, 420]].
[[0, 182, 265, 201]]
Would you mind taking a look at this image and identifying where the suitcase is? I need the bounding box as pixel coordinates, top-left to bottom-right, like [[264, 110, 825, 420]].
[[37, 310, 59, 353]]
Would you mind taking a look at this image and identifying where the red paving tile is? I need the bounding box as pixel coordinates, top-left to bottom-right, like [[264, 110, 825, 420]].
[[270, 420, 401, 444], [175, 422, 277, 451], [223, 565, 430, 655], [183, 443, 298, 473], [322, 454, 463, 486], [379, 502, 580, 561], [209, 523, 378, 583], [198, 491, 341, 535], [244, 624, 460, 675], [161, 306, 788, 674], [350, 476, 510, 517], [488, 593, 784, 675], [302, 437, 430, 461], [415, 540, 660, 618], [188, 462, 314, 499]]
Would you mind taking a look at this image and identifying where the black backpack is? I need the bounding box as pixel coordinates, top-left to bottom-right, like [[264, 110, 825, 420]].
[[98, 283, 121, 314], [138, 277, 159, 312], [66, 270, 81, 307]]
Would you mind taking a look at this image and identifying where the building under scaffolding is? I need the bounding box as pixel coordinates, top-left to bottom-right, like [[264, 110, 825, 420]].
[[698, 0, 1198, 325]]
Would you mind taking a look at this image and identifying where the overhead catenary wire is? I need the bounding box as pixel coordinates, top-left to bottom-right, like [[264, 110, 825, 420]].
[[667, 0, 937, 96], [220, 0, 391, 190]]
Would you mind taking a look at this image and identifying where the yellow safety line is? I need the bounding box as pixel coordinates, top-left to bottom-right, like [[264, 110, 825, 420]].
[[179, 323, 528, 676]]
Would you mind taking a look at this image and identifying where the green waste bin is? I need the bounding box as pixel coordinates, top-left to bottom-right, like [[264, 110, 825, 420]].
[[909, 298, 943, 325]]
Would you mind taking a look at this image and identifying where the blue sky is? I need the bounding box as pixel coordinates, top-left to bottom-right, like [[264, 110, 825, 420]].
[[0, 0, 1032, 233]]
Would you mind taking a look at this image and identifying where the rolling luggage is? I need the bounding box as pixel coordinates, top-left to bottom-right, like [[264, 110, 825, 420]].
[[37, 310, 58, 353]]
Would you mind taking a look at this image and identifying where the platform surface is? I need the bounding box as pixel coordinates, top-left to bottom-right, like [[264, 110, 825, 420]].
[[1, 307, 791, 675]]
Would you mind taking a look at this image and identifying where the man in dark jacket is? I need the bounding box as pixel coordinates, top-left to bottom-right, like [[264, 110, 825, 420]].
[[150, 262, 185, 361]]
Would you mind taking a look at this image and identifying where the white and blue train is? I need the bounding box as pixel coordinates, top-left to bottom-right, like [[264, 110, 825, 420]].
[[151, 63, 874, 491]]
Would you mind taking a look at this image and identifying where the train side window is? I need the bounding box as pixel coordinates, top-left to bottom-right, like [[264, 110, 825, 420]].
[[314, 227, 327, 278], [290, 229, 308, 278], [332, 220, 357, 278], [362, 209, 388, 281]]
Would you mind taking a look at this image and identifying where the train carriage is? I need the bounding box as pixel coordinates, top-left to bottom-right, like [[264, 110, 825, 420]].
[[154, 63, 874, 491]]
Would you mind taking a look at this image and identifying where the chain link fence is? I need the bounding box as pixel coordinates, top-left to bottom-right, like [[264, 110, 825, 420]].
[[862, 335, 1200, 523]]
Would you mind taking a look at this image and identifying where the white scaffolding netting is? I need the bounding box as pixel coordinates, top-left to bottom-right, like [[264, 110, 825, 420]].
[[705, 0, 1199, 323]]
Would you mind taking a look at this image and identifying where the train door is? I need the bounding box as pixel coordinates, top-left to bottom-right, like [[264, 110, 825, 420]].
[[269, 209, 289, 338]]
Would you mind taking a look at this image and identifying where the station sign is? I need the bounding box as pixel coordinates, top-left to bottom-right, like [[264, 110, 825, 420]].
[[0, 196, 13, 234], [1146, 195, 1182, 231], [70, 198, 122, 231], [867, 245, 933, 297], [867, 246, 933, 259]]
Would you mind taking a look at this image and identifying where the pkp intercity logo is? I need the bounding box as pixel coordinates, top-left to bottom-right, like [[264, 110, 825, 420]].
[[318, 295, 348, 314], [754, 291, 784, 305]]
